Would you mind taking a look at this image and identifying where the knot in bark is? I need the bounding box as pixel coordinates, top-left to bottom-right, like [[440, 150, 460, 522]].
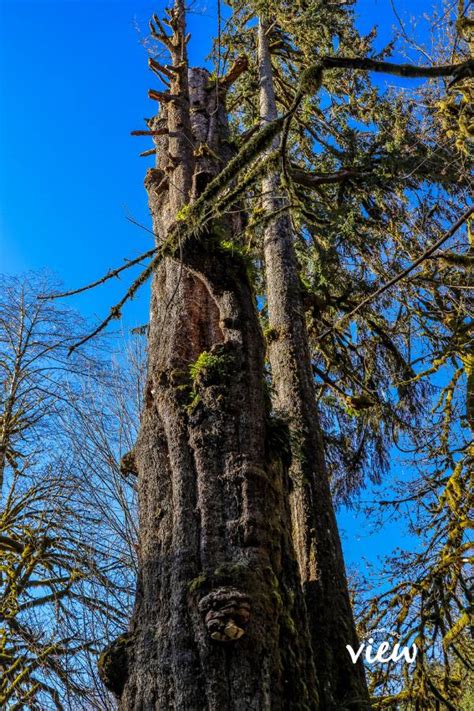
[[144, 167, 168, 196], [98, 632, 133, 698], [198, 587, 251, 643], [119, 450, 138, 478]]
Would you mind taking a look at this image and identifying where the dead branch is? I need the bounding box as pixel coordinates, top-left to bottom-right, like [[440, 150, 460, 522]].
[[320, 55, 474, 81], [139, 148, 157, 158], [219, 55, 249, 90], [39, 248, 157, 301], [148, 89, 180, 103], [68, 253, 161, 356], [148, 57, 175, 80], [66, 108, 302, 353], [149, 15, 173, 50], [131, 129, 169, 136]]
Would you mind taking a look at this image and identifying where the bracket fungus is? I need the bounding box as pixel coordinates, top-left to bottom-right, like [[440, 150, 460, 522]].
[[198, 587, 251, 643]]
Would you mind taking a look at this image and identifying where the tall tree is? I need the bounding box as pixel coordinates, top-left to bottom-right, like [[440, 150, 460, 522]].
[[100, 0, 326, 705], [257, 18, 368, 708], [50, 1, 471, 708]]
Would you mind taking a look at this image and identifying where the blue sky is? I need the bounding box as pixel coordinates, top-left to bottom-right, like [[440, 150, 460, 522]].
[[0, 0, 439, 572]]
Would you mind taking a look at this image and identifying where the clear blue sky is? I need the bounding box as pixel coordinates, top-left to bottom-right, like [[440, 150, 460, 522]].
[[0, 0, 437, 572]]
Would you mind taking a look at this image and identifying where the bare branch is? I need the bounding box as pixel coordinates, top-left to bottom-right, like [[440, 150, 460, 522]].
[[149, 15, 173, 50], [321, 55, 474, 81], [39, 248, 157, 301], [148, 57, 175, 80], [66, 104, 315, 353], [148, 89, 182, 103], [219, 55, 249, 90], [131, 129, 169, 136], [139, 148, 157, 158], [68, 254, 160, 356]]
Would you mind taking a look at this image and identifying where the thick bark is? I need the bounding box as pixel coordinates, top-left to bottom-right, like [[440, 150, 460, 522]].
[[257, 20, 370, 710], [107, 8, 319, 708]]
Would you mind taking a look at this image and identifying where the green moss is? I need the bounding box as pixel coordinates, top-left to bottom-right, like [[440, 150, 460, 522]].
[[186, 392, 202, 414], [347, 394, 375, 412], [219, 239, 248, 258], [263, 326, 280, 343], [213, 560, 251, 582], [300, 65, 323, 94], [212, 220, 231, 242], [266, 567, 280, 591], [194, 142, 221, 162], [187, 560, 253, 597], [205, 70, 218, 87], [217, 239, 257, 284], [169, 368, 189, 385], [98, 633, 132, 697], [188, 574, 207, 593], [189, 347, 236, 386], [176, 204, 191, 222], [271, 589, 284, 608]]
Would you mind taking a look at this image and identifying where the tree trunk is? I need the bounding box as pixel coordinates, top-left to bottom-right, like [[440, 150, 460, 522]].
[[101, 6, 321, 709], [98, 4, 372, 707], [257, 19, 370, 710]]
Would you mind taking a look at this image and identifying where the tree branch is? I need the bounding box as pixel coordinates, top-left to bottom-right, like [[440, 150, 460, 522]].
[[320, 56, 474, 82], [139, 148, 157, 158], [39, 248, 157, 301], [148, 89, 182, 103], [290, 166, 372, 188], [316, 205, 474, 341], [148, 57, 176, 81], [149, 15, 174, 50], [68, 254, 160, 356], [219, 55, 249, 90], [131, 128, 169, 136], [279, 57, 473, 176]]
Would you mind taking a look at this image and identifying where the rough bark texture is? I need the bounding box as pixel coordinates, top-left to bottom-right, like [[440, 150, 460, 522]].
[[107, 8, 320, 708], [257, 20, 370, 710], [99, 4, 373, 707]]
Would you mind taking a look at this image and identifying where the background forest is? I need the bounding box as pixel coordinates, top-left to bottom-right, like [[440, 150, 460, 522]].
[[0, 0, 472, 709]]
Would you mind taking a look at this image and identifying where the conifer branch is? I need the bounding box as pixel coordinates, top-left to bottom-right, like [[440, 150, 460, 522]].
[[290, 166, 372, 188], [279, 57, 472, 181], [316, 205, 474, 341]]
